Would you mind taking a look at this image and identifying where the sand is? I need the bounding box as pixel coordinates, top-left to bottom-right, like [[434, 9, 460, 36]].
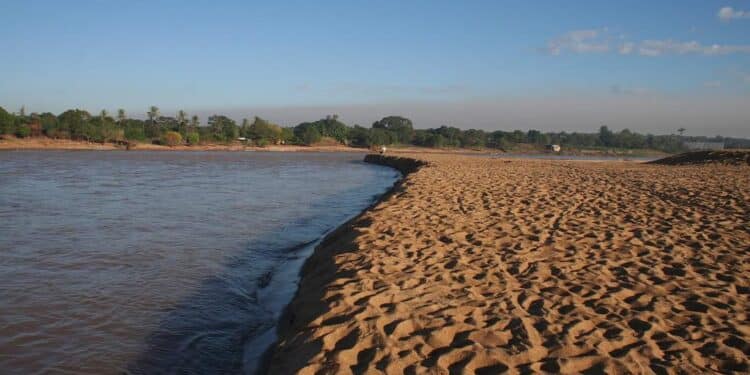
[[268, 154, 750, 374]]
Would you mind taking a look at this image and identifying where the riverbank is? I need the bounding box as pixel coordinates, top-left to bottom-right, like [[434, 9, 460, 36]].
[[0, 136, 669, 158], [0, 136, 364, 152], [0, 136, 487, 154], [268, 154, 750, 374]]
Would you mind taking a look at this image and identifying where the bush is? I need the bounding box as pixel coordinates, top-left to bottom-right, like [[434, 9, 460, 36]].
[[124, 124, 146, 141], [186, 132, 200, 145], [294, 123, 322, 145], [256, 138, 269, 147], [161, 131, 182, 147], [0, 106, 15, 134], [15, 124, 31, 138]]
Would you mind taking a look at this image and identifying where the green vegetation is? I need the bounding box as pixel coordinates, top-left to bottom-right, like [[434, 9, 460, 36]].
[[186, 132, 200, 145], [161, 131, 182, 147], [1, 105, 748, 153]]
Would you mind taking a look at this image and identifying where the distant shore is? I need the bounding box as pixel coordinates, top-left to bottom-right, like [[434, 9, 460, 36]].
[[0, 136, 669, 158], [268, 153, 750, 374], [0, 136, 498, 155], [0, 136, 362, 153]]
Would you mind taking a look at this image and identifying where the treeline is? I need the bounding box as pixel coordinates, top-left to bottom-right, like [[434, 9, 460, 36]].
[[1, 105, 747, 152], [0, 106, 296, 147]]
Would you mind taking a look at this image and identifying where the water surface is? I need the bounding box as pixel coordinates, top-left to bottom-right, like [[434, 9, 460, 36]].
[[0, 151, 398, 374]]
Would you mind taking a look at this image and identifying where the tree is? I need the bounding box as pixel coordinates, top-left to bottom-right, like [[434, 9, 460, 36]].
[[526, 129, 543, 144], [142, 106, 161, 139], [0, 106, 15, 135], [100, 109, 108, 121], [15, 124, 31, 138], [598, 125, 614, 147], [280, 127, 295, 144], [461, 129, 487, 148], [677, 127, 686, 137], [101, 122, 124, 142], [147, 106, 159, 124], [207, 115, 237, 142], [117, 109, 126, 126], [319, 115, 349, 143], [190, 115, 199, 132], [368, 128, 393, 146], [294, 123, 322, 145], [58, 109, 92, 140], [248, 116, 282, 144], [186, 132, 200, 145], [19, 106, 26, 118], [372, 116, 414, 144], [435, 126, 462, 147], [487, 131, 509, 149], [38, 112, 58, 137], [123, 119, 146, 141], [348, 125, 371, 147], [177, 110, 187, 127]]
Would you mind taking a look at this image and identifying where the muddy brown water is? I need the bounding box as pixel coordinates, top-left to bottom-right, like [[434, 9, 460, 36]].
[[0, 151, 399, 374]]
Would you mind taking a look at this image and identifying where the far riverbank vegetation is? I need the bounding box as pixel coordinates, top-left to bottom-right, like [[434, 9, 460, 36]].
[[1, 105, 748, 154]]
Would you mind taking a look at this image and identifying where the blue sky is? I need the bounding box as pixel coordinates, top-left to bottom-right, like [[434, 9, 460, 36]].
[[2, 0, 749, 136]]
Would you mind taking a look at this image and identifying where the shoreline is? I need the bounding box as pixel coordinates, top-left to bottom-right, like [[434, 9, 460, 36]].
[[256, 155, 422, 374], [0, 137, 365, 153], [266, 153, 750, 373], [0, 137, 668, 158], [263, 154, 428, 374]]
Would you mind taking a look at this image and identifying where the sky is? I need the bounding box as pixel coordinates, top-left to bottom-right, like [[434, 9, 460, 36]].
[[1, 0, 749, 136]]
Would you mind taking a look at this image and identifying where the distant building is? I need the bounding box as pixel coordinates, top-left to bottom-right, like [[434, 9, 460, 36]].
[[683, 141, 724, 151], [545, 144, 561, 152]]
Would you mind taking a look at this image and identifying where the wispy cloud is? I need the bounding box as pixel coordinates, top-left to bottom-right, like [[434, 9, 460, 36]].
[[546, 29, 609, 55], [551, 27, 750, 57], [703, 81, 722, 88], [609, 84, 654, 96], [718, 6, 750, 22], [634, 40, 750, 56], [618, 42, 635, 55], [331, 82, 472, 97]]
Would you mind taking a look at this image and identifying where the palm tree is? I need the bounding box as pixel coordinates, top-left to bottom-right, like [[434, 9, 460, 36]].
[[117, 109, 126, 126], [677, 127, 686, 137], [177, 110, 187, 127], [147, 106, 159, 123]]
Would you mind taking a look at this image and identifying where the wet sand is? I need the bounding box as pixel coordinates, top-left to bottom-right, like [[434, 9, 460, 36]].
[[269, 154, 750, 374]]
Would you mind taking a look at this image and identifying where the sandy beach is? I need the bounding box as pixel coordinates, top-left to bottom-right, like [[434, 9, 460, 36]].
[[269, 154, 750, 374]]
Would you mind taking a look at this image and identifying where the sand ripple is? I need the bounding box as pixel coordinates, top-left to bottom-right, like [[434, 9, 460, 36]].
[[270, 155, 750, 374]]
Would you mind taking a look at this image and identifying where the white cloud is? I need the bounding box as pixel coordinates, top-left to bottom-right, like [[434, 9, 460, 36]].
[[718, 6, 750, 22], [619, 42, 635, 55], [636, 40, 750, 56], [703, 81, 721, 88], [549, 30, 750, 57], [547, 29, 609, 55]]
